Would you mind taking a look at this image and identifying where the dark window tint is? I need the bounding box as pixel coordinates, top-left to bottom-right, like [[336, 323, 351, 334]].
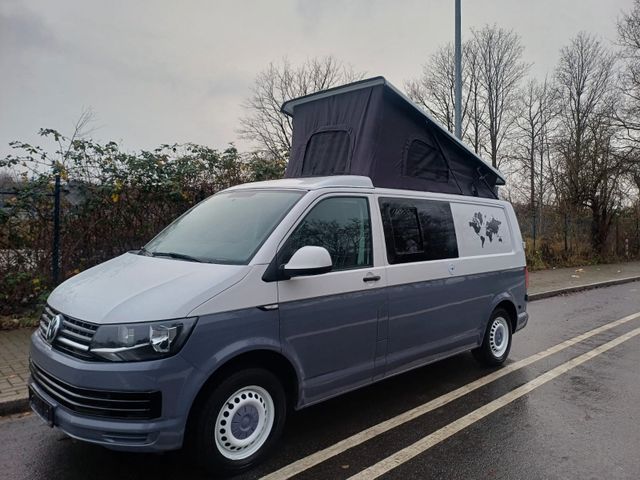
[[404, 139, 449, 182], [280, 197, 372, 271], [302, 130, 351, 176], [379, 197, 458, 264], [388, 206, 424, 255]]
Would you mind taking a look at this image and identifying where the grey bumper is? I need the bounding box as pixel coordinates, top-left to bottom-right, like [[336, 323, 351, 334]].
[[29, 331, 202, 452], [515, 311, 529, 332]]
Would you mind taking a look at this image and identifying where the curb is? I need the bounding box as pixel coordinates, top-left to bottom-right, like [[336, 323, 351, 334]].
[[2, 275, 640, 418], [0, 395, 29, 417], [528, 275, 640, 301]]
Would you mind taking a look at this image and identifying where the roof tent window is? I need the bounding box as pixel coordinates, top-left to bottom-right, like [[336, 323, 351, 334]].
[[404, 138, 449, 182], [301, 129, 351, 176]]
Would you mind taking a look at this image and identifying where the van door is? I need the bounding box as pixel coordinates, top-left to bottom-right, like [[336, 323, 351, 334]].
[[378, 196, 477, 375], [276, 195, 387, 405]]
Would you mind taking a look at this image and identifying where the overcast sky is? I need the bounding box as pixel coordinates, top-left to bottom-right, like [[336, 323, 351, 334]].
[[0, 0, 635, 158]]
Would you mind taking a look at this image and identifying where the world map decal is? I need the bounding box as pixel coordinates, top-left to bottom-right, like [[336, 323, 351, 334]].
[[468, 212, 503, 247]]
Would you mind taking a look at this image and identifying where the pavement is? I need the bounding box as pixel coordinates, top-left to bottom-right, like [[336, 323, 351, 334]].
[[528, 260, 640, 299], [2, 279, 640, 479], [0, 259, 639, 416], [0, 329, 31, 416]]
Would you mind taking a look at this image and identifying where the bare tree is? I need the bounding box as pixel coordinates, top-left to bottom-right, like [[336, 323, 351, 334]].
[[465, 41, 488, 155], [514, 78, 557, 227], [405, 42, 463, 133], [617, 0, 640, 192], [4, 107, 96, 180], [473, 25, 529, 168], [239, 56, 364, 162], [617, 0, 640, 139], [555, 32, 624, 254], [404, 39, 487, 154]]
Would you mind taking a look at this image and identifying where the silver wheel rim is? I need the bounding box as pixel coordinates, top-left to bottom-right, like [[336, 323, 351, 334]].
[[214, 385, 274, 460], [489, 316, 509, 358]]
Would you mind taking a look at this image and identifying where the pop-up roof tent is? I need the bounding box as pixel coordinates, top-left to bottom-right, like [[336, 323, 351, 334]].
[[281, 76, 505, 198]]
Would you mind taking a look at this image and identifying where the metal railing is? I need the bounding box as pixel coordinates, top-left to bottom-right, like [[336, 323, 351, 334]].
[[0, 171, 61, 283]]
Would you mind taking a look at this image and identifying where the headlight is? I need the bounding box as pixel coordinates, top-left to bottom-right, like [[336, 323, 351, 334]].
[[89, 317, 197, 362]]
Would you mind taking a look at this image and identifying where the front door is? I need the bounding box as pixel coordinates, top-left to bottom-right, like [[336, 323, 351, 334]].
[[277, 195, 387, 405]]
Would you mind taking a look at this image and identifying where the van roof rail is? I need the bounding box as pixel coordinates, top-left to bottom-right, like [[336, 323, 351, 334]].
[[227, 175, 375, 191]]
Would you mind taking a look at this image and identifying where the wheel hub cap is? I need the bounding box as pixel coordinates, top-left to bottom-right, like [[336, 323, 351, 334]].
[[489, 316, 509, 358], [232, 404, 260, 439], [214, 386, 275, 460]]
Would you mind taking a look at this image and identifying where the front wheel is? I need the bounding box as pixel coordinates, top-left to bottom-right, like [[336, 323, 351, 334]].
[[193, 368, 287, 476], [473, 308, 513, 366]]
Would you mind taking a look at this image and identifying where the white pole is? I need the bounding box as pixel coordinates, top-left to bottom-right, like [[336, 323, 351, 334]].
[[454, 0, 462, 139]]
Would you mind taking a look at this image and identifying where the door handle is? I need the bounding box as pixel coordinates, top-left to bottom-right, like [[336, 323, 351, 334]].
[[363, 274, 381, 283]]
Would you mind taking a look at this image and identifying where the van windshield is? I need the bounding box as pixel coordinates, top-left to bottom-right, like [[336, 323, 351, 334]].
[[144, 190, 304, 264]]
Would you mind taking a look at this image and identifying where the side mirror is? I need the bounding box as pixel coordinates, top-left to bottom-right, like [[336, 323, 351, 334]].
[[283, 246, 333, 278]]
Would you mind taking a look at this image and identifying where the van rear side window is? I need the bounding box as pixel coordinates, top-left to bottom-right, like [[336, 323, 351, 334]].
[[379, 197, 458, 264], [387, 206, 424, 255]]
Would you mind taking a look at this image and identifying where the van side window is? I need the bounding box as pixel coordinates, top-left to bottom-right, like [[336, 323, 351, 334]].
[[388, 206, 424, 255], [279, 197, 372, 271], [379, 197, 458, 264]]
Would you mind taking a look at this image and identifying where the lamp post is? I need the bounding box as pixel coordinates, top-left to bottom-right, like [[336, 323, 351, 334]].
[[52, 167, 61, 284]]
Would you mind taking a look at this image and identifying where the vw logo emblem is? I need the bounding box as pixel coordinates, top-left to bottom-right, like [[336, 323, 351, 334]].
[[46, 314, 63, 343]]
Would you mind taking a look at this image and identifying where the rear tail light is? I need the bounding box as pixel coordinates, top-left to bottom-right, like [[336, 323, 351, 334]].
[[525, 266, 529, 290]]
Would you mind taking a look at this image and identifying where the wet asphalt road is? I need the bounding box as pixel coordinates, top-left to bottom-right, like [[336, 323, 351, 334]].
[[1, 282, 640, 480]]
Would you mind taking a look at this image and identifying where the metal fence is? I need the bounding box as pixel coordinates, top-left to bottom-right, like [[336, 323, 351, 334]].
[[1, 173, 62, 284], [515, 205, 640, 267], [0, 179, 201, 314], [3, 180, 640, 314]]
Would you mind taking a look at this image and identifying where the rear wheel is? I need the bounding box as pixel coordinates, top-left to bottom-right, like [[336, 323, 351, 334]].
[[193, 368, 287, 476], [473, 308, 512, 366]]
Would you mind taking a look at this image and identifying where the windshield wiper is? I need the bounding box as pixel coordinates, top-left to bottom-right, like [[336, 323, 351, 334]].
[[151, 251, 204, 263], [138, 246, 153, 257]]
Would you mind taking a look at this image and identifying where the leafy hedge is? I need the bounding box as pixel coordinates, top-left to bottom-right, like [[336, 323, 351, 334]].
[[0, 129, 285, 315]]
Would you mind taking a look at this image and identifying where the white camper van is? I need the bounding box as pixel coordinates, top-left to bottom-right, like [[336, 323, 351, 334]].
[[29, 78, 528, 476]]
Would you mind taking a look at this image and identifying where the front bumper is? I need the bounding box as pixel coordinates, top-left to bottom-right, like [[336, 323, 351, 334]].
[[29, 331, 201, 452]]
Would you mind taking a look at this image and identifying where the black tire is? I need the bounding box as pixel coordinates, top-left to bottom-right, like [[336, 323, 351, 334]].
[[473, 308, 513, 366], [193, 368, 287, 477]]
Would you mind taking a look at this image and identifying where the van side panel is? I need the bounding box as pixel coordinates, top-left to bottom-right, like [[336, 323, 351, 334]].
[[450, 201, 514, 257], [178, 306, 285, 396], [279, 287, 386, 406], [185, 193, 528, 411], [384, 267, 525, 376], [380, 196, 526, 379]]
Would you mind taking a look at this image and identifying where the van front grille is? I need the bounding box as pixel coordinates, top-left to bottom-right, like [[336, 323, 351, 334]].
[[39, 306, 99, 360], [30, 362, 162, 420]]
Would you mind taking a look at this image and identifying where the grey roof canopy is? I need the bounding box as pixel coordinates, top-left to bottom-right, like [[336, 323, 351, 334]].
[[281, 76, 505, 198]]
